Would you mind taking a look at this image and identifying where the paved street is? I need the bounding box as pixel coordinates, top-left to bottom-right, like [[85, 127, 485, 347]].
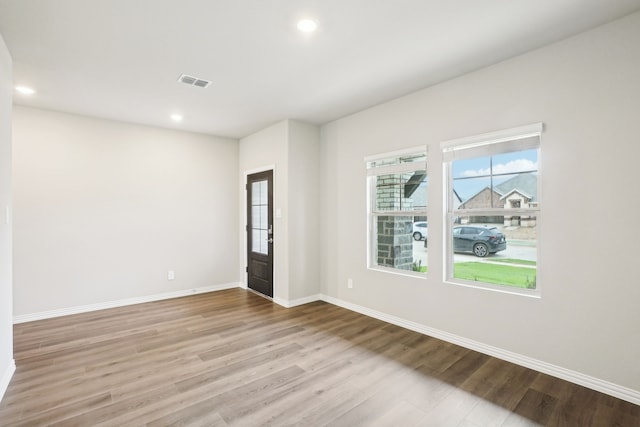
[[413, 239, 537, 267]]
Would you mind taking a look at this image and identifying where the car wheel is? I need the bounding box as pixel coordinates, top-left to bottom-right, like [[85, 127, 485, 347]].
[[473, 243, 489, 257], [413, 232, 422, 241]]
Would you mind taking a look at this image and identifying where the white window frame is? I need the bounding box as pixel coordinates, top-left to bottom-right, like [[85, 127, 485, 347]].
[[441, 123, 542, 297], [365, 146, 427, 277]]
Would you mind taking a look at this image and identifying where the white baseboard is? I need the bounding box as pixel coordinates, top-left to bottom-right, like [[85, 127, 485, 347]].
[[0, 358, 16, 403], [274, 294, 323, 308], [13, 282, 242, 324], [320, 295, 640, 406]]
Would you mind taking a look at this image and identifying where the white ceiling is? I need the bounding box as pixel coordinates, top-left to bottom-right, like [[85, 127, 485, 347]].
[[1, 0, 640, 139]]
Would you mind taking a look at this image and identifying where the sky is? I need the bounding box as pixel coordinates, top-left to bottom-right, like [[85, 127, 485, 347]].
[[452, 149, 538, 201]]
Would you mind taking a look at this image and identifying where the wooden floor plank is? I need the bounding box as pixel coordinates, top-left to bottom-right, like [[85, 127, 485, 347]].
[[1, 288, 637, 426]]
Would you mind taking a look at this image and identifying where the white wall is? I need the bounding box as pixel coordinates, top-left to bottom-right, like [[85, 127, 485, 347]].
[[319, 11, 640, 393], [0, 34, 14, 401], [288, 121, 320, 301], [238, 119, 320, 304], [12, 107, 239, 316]]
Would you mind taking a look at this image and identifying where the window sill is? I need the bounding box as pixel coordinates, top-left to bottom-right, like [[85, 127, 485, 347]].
[[444, 277, 541, 298], [369, 265, 427, 279]]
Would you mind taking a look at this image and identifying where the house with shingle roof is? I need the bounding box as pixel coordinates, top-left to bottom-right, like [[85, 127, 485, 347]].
[[458, 173, 537, 226]]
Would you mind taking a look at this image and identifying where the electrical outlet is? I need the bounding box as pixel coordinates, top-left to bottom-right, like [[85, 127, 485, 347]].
[[347, 278, 353, 289], [168, 270, 175, 280]]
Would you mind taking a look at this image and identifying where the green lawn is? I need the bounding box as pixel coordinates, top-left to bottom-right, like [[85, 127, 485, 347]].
[[454, 262, 536, 288], [491, 258, 536, 266]]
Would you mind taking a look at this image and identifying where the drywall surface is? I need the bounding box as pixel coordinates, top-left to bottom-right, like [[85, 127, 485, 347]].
[[238, 120, 290, 300], [319, 12, 640, 392], [287, 121, 320, 301], [0, 33, 14, 401], [12, 107, 239, 315]]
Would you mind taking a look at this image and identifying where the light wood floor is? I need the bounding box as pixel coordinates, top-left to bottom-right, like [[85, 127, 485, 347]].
[[1, 289, 638, 426]]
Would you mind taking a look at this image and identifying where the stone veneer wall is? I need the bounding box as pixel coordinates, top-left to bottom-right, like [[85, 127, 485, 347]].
[[377, 216, 413, 269], [376, 173, 414, 270]]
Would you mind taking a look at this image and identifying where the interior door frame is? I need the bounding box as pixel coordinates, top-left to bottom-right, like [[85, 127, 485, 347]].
[[244, 165, 275, 298]]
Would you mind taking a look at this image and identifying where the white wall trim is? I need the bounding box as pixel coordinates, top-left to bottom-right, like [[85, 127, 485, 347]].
[[244, 164, 276, 176], [0, 358, 15, 403], [364, 144, 428, 164], [13, 282, 242, 324], [440, 122, 543, 151], [274, 294, 323, 309], [272, 297, 288, 307], [319, 294, 640, 406]]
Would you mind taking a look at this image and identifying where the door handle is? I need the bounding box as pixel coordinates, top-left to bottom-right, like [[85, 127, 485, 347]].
[[267, 237, 274, 244]]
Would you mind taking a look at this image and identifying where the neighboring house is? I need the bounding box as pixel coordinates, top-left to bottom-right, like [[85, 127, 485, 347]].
[[458, 173, 537, 227], [408, 178, 462, 222]]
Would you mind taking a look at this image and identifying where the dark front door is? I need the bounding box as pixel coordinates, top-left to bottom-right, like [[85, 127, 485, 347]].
[[246, 170, 274, 297]]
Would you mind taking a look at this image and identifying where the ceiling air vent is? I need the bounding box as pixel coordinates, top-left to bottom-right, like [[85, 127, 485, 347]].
[[177, 74, 211, 88]]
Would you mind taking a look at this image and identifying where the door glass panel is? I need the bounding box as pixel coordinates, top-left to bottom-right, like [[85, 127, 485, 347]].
[[251, 182, 261, 205], [260, 181, 268, 204], [260, 205, 268, 229], [251, 180, 269, 255], [252, 230, 261, 253], [260, 230, 268, 254], [251, 206, 260, 229]]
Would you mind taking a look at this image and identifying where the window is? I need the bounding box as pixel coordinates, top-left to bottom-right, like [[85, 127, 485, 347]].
[[442, 124, 541, 294], [366, 147, 427, 275]]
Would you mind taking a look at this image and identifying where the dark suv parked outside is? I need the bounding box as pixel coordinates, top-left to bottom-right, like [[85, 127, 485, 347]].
[[453, 226, 506, 257]]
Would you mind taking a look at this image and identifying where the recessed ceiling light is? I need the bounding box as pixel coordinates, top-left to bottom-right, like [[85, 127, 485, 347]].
[[297, 19, 318, 33], [170, 114, 183, 122], [15, 86, 35, 95]]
